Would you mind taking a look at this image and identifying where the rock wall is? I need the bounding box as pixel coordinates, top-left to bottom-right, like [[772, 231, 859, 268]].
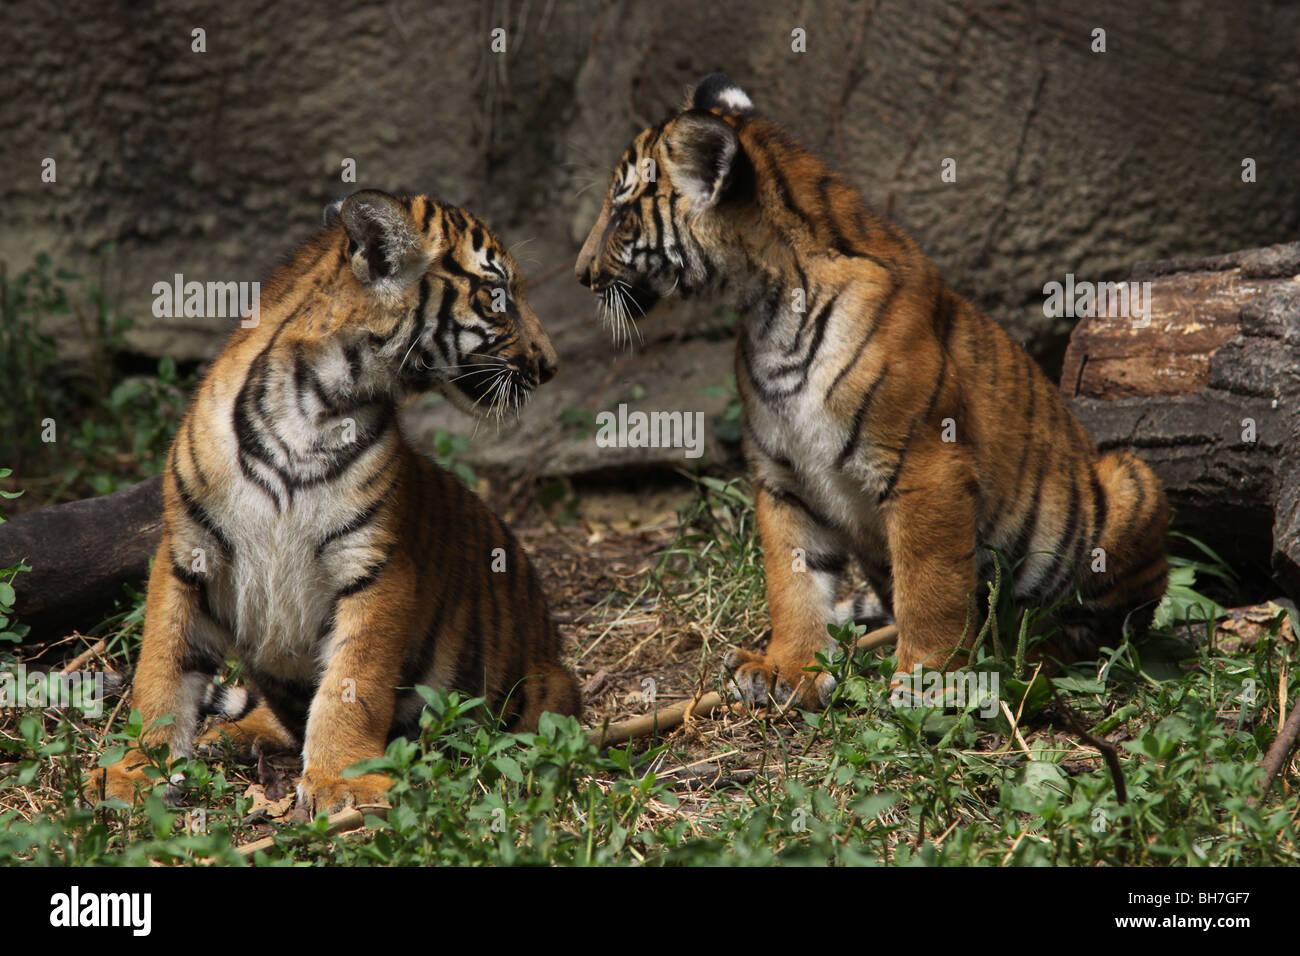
[[3, 0, 1297, 474]]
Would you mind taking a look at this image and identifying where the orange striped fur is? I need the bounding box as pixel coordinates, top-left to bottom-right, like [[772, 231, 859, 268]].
[[576, 75, 1168, 707], [101, 190, 580, 814]]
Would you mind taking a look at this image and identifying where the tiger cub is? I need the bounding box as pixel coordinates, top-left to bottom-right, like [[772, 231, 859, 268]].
[[575, 74, 1169, 707], [100, 190, 581, 814]]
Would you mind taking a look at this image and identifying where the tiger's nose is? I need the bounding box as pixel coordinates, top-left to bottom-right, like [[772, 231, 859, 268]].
[[576, 260, 595, 289], [526, 343, 558, 385]]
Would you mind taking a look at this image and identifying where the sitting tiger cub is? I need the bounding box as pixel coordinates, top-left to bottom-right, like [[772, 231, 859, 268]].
[[101, 190, 581, 814], [575, 74, 1169, 707]]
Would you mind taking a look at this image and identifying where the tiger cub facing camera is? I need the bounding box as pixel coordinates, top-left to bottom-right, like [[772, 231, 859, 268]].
[[575, 74, 1169, 707], [100, 190, 581, 814]]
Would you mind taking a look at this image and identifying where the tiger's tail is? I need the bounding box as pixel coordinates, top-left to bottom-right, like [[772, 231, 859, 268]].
[[198, 682, 259, 723], [1065, 451, 1170, 648], [194, 682, 297, 756]]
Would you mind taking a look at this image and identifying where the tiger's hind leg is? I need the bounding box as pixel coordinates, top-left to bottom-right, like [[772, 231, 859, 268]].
[[1070, 451, 1170, 648], [98, 544, 216, 804], [512, 660, 583, 732], [884, 443, 980, 677]]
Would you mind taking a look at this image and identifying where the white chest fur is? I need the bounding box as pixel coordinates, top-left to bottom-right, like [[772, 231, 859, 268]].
[[741, 303, 892, 549], [177, 386, 395, 680]]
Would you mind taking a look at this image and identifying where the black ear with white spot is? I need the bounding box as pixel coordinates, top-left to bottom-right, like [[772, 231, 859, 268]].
[[690, 72, 755, 115], [664, 111, 741, 209], [339, 190, 427, 289]]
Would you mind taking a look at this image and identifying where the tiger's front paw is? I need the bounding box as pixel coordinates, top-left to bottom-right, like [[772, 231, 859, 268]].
[[96, 754, 160, 805], [297, 769, 392, 816], [723, 648, 836, 710]]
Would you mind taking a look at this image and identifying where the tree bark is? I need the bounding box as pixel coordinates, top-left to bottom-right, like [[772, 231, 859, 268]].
[[1059, 243, 1300, 598], [0, 476, 161, 641]]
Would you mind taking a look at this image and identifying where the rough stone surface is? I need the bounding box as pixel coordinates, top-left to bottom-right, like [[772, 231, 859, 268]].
[[4, 0, 1299, 475]]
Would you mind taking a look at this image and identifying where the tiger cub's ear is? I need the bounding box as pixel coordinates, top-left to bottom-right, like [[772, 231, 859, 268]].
[[688, 72, 756, 115], [322, 198, 344, 227], [663, 110, 742, 210], [339, 190, 431, 291]]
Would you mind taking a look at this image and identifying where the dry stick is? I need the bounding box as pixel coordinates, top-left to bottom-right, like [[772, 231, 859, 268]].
[[1253, 695, 1300, 807], [235, 805, 387, 860], [590, 623, 899, 749], [60, 638, 108, 675], [233, 624, 903, 860], [1051, 690, 1131, 865], [589, 692, 729, 749]]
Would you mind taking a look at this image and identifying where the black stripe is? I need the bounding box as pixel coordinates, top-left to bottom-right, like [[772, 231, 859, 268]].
[[441, 253, 473, 281], [754, 276, 784, 340], [236, 450, 286, 512], [747, 292, 840, 404], [825, 280, 898, 402], [661, 195, 680, 254], [336, 549, 393, 598], [758, 148, 818, 236], [315, 482, 395, 557], [744, 423, 796, 471], [173, 466, 234, 556], [432, 283, 457, 355], [1089, 467, 1108, 546], [344, 341, 363, 387], [760, 481, 835, 530], [1040, 471, 1083, 600], [879, 348, 949, 502], [296, 414, 394, 489], [835, 369, 887, 468], [180, 643, 221, 675], [991, 351, 1036, 519], [787, 291, 837, 370], [452, 578, 485, 697], [170, 558, 204, 589], [294, 346, 343, 419], [183, 416, 208, 488], [248, 671, 314, 742], [649, 196, 665, 250], [933, 287, 956, 344], [806, 552, 848, 575], [400, 589, 450, 688], [1006, 450, 1048, 564], [1104, 458, 1147, 558], [782, 292, 816, 356]]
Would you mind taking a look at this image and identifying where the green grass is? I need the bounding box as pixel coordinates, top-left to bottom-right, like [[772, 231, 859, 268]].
[[1, 475, 1296, 866]]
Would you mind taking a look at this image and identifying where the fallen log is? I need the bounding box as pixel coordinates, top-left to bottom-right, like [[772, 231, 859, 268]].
[[1059, 242, 1300, 599], [0, 476, 161, 641]]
